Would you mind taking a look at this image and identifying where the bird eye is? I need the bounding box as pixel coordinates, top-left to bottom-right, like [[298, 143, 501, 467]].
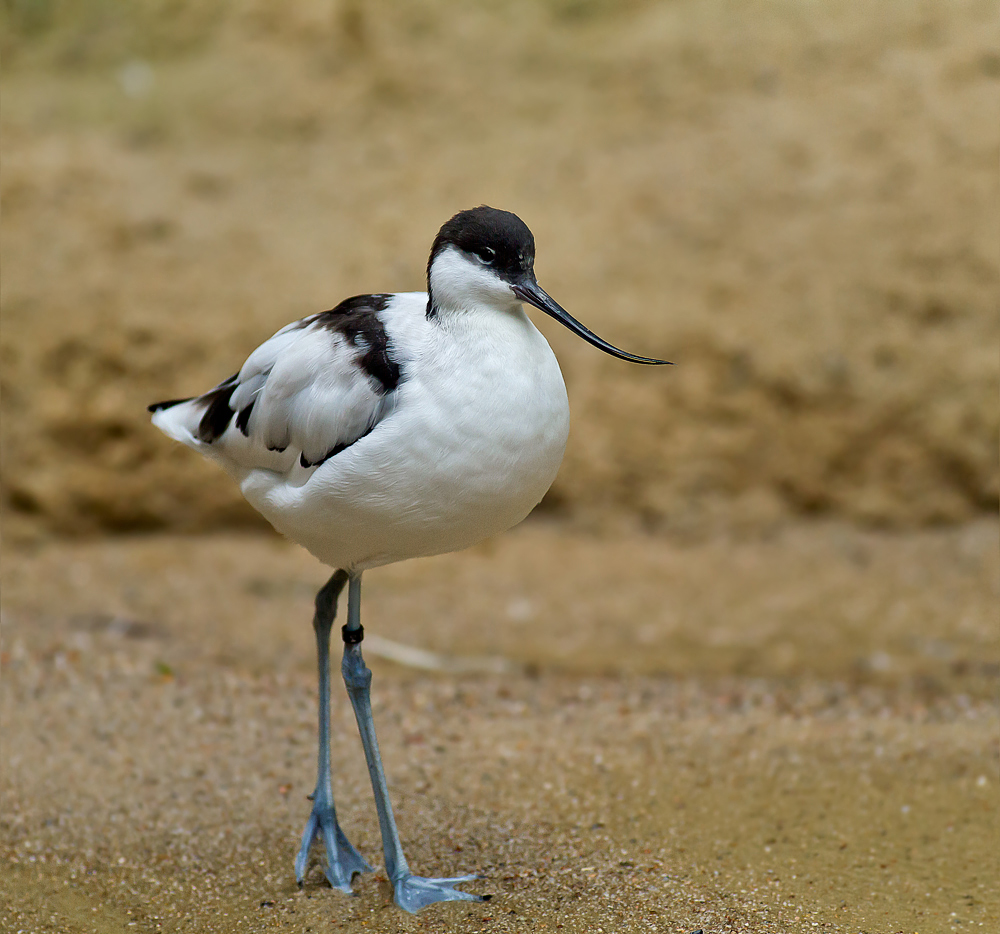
[[478, 247, 496, 265]]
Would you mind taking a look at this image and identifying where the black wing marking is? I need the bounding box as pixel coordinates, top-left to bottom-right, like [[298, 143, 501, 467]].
[[148, 397, 194, 413], [312, 294, 400, 393], [149, 294, 404, 469], [195, 373, 240, 443], [234, 397, 255, 436]]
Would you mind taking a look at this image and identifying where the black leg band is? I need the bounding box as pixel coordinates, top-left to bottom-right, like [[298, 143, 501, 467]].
[[341, 624, 364, 645]]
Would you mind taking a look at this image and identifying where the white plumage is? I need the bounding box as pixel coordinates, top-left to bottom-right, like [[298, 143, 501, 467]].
[[152, 288, 570, 572], [148, 207, 667, 912]]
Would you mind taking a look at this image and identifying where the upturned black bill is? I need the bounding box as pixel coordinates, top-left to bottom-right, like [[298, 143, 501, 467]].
[[512, 279, 671, 365]]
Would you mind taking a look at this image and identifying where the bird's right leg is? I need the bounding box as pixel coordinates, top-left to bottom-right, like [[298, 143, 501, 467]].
[[295, 570, 374, 892], [341, 574, 484, 912]]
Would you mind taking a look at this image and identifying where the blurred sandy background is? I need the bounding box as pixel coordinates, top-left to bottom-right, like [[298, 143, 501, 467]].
[[2, 0, 997, 536], [1, 1, 998, 932]]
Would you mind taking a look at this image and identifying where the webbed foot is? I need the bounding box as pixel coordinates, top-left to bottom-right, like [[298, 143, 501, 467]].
[[392, 871, 487, 912], [295, 802, 373, 893]]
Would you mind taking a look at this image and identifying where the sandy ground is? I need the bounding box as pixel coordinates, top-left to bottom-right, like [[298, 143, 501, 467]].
[[2, 3, 999, 932], [2, 518, 997, 933]]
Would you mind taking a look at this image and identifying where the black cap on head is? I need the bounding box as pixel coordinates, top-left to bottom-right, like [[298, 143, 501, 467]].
[[426, 206, 672, 365], [427, 206, 535, 287]]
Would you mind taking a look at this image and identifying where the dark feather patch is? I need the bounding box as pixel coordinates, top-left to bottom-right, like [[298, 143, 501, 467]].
[[299, 423, 377, 469], [196, 373, 239, 443], [148, 397, 193, 413], [300, 441, 350, 469], [313, 294, 400, 393], [235, 398, 255, 436]]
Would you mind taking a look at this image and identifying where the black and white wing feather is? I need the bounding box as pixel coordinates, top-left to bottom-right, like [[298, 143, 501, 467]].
[[149, 295, 401, 472]]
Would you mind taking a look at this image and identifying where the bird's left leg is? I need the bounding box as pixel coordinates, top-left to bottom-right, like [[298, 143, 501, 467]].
[[295, 570, 373, 892], [341, 573, 486, 912]]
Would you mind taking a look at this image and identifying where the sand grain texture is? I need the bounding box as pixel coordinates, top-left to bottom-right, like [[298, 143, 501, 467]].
[[2, 521, 998, 932]]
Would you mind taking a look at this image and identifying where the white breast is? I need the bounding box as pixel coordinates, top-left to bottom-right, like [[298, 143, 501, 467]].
[[240, 293, 570, 571]]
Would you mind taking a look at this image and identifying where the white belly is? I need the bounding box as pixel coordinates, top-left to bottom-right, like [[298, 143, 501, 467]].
[[240, 306, 570, 571]]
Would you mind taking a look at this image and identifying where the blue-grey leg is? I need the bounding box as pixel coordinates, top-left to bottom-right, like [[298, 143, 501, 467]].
[[341, 573, 486, 912], [295, 570, 374, 891]]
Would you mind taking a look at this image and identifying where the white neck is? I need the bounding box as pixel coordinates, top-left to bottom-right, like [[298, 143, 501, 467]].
[[428, 245, 521, 317]]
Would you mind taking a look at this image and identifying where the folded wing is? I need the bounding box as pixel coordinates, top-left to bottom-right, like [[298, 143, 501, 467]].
[[149, 294, 400, 473]]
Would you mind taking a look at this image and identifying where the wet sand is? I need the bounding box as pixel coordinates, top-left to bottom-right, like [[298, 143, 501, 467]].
[[2, 519, 997, 932]]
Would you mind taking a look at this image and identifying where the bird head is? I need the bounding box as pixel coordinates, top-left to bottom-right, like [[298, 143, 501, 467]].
[[427, 206, 670, 365]]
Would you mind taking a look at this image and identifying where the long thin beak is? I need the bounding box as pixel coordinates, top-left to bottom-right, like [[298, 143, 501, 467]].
[[512, 278, 671, 365]]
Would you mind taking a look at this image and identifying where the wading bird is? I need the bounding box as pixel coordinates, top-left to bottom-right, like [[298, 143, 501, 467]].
[[149, 206, 668, 911]]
